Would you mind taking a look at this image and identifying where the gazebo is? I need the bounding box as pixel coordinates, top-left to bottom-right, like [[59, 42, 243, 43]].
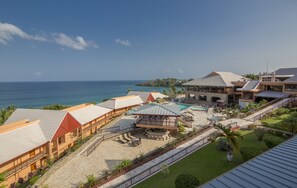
[[132, 103, 181, 130]]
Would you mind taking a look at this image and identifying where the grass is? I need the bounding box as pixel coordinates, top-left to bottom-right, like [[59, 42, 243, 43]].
[[261, 111, 297, 132], [135, 130, 285, 188]]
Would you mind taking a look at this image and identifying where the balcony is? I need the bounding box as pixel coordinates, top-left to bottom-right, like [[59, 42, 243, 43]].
[[6, 151, 47, 177]]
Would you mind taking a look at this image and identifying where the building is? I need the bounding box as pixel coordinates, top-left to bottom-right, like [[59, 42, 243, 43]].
[[238, 67, 297, 106], [0, 120, 47, 186], [4, 109, 81, 160], [98, 95, 143, 116], [151, 92, 168, 100], [127, 91, 155, 103], [202, 135, 297, 188], [64, 103, 113, 137], [132, 103, 181, 130], [127, 91, 168, 103], [183, 71, 247, 104]]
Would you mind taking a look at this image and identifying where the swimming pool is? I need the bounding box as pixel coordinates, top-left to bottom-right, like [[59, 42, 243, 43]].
[[190, 106, 208, 111], [176, 103, 192, 111]]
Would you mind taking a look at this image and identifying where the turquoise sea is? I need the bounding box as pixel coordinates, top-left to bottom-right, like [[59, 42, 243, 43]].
[[0, 81, 168, 108]]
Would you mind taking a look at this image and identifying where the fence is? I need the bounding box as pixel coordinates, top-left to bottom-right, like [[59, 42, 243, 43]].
[[252, 97, 296, 122], [86, 126, 137, 156], [114, 136, 210, 188]]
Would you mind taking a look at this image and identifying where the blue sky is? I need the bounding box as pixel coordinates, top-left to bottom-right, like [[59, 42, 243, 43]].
[[0, 0, 297, 81]]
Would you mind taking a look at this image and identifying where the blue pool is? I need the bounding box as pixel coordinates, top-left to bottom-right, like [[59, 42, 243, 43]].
[[176, 103, 191, 111]]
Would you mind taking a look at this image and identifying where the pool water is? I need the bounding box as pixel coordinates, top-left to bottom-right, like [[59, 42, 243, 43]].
[[176, 103, 191, 111], [190, 106, 208, 111]]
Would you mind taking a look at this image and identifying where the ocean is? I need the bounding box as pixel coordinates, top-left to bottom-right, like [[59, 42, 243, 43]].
[[0, 81, 168, 108]]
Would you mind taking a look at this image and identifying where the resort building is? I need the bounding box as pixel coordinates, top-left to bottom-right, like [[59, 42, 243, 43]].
[[183, 71, 247, 104], [132, 103, 181, 130], [64, 103, 113, 138], [238, 67, 297, 106], [98, 95, 143, 116], [127, 91, 155, 103], [127, 91, 167, 103], [4, 109, 81, 160], [151, 92, 168, 100], [202, 135, 297, 188], [0, 120, 47, 186]]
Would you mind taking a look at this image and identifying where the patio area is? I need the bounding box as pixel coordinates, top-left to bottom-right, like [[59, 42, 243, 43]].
[[40, 127, 175, 188]]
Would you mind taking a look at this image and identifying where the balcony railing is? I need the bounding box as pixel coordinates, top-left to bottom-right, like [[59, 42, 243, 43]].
[[186, 88, 225, 94], [6, 151, 47, 177]]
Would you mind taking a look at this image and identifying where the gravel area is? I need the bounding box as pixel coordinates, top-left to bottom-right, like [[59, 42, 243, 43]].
[[42, 130, 174, 188]]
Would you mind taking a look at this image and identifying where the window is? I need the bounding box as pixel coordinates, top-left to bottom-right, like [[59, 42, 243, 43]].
[[29, 150, 35, 157], [72, 130, 77, 137], [30, 163, 37, 172], [58, 136, 65, 145]]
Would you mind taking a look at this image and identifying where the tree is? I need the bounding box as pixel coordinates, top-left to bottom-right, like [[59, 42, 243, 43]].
[[42, 104, 70, 110], [169, 79, 177, 99], [0, 105, 16, 125], [213, 123, 243, 161], [283, 112, 297, 137], [244, 73, 259, 80], [254, 128, 266, 141]]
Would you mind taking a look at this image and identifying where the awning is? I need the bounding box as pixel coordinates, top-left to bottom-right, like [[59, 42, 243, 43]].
[[255, 91, 289, 99]]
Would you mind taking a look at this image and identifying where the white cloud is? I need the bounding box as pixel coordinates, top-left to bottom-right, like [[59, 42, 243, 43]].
[[0, 22, 46, 44], [115, 38, 131, 46], [178, 69, 184, 74], [52, 33, 97, 50], [0, 22, 97, 50]]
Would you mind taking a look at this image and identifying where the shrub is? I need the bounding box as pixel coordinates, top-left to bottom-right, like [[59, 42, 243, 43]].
[[17, 177, 24, 184], [29, 176, 39, 185], [175, 173, 199, 188], [247, 124, 257, 130], [273, 108, 290, 116], [177, 121, 186, 132], [114, 159, 132, 172], [254, 128, 265, 141], [240, 147, 262, 161], [217, 138, 228, 151], [85, 174, 96, 187], [264, 135, 284, 149]]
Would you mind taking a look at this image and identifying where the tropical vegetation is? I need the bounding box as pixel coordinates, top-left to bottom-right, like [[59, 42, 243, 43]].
[[175, 173, 199, 188], [0, 105, 16, 125], [243, 73, 259, 80], [261, 108, 297, 135], [136, 130, 281, 188], [136, 78, 193, 87], [42, 104, 70, 110], [212, 123, 243, 161]]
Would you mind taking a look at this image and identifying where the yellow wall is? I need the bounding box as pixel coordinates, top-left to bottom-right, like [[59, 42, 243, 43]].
[[0, 144, 47, 187]]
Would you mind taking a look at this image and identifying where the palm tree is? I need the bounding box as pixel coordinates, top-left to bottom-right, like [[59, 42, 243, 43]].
[[213, 123, 243, 161]]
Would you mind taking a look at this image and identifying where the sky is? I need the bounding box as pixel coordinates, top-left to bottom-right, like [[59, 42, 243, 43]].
[[0, 0, 297, 81]]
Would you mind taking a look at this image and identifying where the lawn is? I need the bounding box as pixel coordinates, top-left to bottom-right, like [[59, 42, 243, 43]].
[[261, 111, 297, 132], [135, 130, 285, 188]]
